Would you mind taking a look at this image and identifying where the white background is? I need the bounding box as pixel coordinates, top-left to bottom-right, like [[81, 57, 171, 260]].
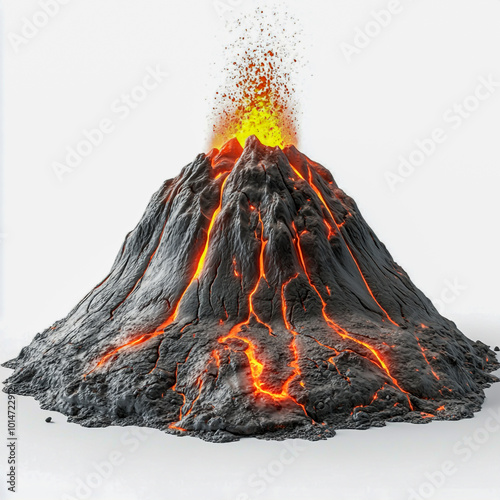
[[1, 1, 500, 499]]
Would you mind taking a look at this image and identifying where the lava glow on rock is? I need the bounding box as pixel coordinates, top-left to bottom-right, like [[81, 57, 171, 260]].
[[3, 134, 498, 442]]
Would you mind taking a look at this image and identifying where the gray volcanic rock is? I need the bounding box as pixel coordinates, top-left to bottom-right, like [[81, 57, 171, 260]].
[[3, 136, 499, 442]]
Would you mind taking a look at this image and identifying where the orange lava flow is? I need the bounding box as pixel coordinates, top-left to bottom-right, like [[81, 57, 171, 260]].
[[294, 229, 413, 410], [182, 378, 203, 420], [220, 324, 287, 399], [289, 162, 399, 327], [330, 322, 412, 409], [303, 335, 354, 385], [211, 350, 221, 381], [420, 412, 435, 419], [279, 275, 309, 415], [168, 362, 188, 432], [165, 173, 231, 327], [192, 175, 230, 282], [246, 212, 273, 335], [328, 357, 352, 384], [169, 377, 204, 431], [168, 348, 225, 431], [85, 174, 230, 375], [219, 215, 305, 410], [84, 334, 153, 377], [281, 273, 298, 331], [351, 383, 387, 415], [233, 257, 240, 277], [415, 336, 440, 381]]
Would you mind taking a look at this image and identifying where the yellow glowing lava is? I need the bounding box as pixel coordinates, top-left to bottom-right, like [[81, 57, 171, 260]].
[[211, 101, 296, 149]]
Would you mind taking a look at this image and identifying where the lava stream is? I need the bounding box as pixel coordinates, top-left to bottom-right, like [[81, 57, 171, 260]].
[[415, 335, 440, 381], [85, 174, 230, 375], [289, 161, 399, 327], [169, 377, 204, 432], [168, 361, 189, 432], [294, 228, 413, 410], [219, 215, 304, 407]]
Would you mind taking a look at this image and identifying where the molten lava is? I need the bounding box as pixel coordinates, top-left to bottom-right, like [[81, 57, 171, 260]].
[[219, 209, 300, 402]]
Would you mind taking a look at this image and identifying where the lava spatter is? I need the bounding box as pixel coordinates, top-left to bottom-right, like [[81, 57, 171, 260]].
[[209, 8, 302, 149]]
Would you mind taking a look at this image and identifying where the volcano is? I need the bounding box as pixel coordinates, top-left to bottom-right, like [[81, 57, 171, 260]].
[[3, 136, 498, 442]]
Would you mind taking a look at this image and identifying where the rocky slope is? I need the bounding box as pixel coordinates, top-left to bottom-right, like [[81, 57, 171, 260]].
[[4, 136, 498, 442]]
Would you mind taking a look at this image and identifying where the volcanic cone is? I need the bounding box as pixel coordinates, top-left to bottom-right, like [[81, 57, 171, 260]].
[[4, 136, 498, 442]]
